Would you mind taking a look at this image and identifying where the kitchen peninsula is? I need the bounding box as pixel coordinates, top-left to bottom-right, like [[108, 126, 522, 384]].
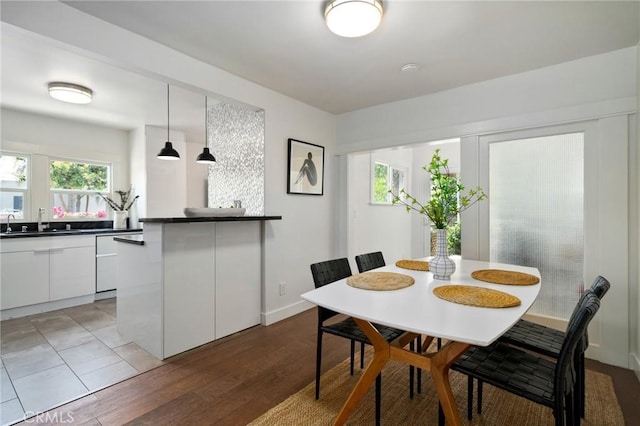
[[115, 215, 281, 359]]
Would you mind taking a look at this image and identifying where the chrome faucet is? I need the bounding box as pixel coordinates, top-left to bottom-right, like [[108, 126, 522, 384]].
[[37, 208, 49, 232], [5, 214, 15, 233]]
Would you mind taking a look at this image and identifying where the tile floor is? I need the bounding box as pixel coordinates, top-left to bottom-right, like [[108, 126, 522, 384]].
[[0, 298, 164, 426]]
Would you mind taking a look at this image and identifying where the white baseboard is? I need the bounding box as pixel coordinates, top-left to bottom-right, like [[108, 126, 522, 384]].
[[1, 295, 96, 320], [95, 290, 116, 300], [630, 353, 640, 381], [262, 300, 314, 326]]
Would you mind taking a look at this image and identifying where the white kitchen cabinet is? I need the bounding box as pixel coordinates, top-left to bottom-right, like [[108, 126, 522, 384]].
[[0, 235, 96, 309], [0, 248, 49, 310], [117, 219, 275, 360], [48, 235, 96, 301]]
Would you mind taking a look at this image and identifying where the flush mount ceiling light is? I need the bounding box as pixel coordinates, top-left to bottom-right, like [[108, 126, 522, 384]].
[[324, 0, 383, 38], [157, 84, 180, 160], [48, 82, 93, 104], [401, 63, 420, 72], [196, 96, 216, 164]]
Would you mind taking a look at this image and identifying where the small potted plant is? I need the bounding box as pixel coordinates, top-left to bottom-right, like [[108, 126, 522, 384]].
[[390, 149, 487, 279], [97, 187, 139, 229]]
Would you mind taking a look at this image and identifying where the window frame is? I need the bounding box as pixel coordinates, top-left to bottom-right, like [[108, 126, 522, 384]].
[[370, 159, 408, 205], [0, 151, 30, 222], [49, 157, 112, 221]]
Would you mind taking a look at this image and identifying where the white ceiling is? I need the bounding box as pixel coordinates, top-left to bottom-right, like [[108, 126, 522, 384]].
[[62, 0, 639, 114], [1, 27, 212, 143], [1, 1, 638, 141]]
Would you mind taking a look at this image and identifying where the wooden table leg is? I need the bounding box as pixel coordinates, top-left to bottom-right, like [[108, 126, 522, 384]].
[[332, 318, 390, 426], [331, 319, 469, 426], [430, 341, 471, 426]]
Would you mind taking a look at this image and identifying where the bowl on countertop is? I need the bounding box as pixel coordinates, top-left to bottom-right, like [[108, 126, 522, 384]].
[[183, 207, 246, 217]]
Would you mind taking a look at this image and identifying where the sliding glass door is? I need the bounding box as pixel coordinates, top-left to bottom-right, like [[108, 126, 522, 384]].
[[489, 133, 584, 319], [463, 116, 630, 367]]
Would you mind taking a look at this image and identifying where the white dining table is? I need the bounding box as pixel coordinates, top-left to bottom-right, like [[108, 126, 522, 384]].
[[301, 258, 541, 426]]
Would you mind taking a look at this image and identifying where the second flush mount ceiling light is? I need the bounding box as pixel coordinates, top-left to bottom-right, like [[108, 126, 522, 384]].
[[48, 82, 93, 104], [324, 0, 383, 38]]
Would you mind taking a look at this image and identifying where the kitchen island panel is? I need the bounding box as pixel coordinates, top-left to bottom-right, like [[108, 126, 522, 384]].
[[117, 224, 163, 359], [163, 223, 216, 358], [215, 222, 261, 339]]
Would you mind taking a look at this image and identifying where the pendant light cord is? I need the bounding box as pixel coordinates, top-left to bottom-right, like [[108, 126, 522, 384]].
[[204, 96, 208, 148], [167, 84, 170, 141]]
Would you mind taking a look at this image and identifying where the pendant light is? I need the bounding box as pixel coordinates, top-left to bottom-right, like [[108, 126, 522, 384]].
[[157, 84, 180, 160], [196, 96, 216, 164]]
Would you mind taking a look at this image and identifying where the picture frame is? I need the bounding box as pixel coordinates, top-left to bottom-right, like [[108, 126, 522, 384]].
[[287, 138, 324, 195]]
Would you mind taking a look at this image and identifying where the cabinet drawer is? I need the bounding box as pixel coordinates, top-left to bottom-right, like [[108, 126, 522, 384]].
[[96, 235, 118, 255], [0, 235, 95, 253], [49, 235, 94, 250], [0, 239, 50, 253]]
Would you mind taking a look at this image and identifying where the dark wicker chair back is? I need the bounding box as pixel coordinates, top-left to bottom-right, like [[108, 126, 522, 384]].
[[355, 251, 385, 273], [590, 275, 610, 299], [554, 293, 601, 415], [310, 258, 352, 323]]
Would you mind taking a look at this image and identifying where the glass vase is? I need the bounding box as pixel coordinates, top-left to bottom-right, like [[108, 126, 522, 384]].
[[430, 228, 456, 280]]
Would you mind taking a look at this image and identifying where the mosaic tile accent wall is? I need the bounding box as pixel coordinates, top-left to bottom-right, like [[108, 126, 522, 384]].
[[207, 103, 265, 215]]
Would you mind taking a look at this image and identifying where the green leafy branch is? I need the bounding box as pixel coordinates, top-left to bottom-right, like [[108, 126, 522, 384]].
[[389, 149, 487, 229]]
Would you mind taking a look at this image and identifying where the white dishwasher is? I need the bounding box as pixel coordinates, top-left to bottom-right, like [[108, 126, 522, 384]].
[[96, 233, 141, 292]]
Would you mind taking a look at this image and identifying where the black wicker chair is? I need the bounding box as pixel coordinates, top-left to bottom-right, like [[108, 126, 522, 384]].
[[355, 251, 385, 274], [354, 251, 424, 399], [452, 292, 601, 426], [311, 257, 406, 426], [485, 275, 610, 419]]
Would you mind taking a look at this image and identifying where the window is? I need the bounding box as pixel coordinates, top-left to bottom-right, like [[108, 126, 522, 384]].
[[371, 161, 407, 204], [50, 159, 110, 220], [0, 154, 28, 221]]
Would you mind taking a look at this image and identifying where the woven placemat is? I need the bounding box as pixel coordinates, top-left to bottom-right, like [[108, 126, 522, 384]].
[[433, 285, 521, 308], [395, 259, 429, 271], [346, 272, 415, 291], [471, 269, 540, 286]]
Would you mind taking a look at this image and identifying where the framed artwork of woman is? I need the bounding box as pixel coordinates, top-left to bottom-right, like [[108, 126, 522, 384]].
[[287, 138, 325, 195]]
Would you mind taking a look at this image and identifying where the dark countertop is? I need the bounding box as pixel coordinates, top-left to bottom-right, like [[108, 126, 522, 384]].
[[114, 234, 145, 245], [139, 215, 282, 224], [0, 228, 142, 239]]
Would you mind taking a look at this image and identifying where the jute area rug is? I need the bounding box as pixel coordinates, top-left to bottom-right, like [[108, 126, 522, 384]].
[[249, 355, 624, 425]]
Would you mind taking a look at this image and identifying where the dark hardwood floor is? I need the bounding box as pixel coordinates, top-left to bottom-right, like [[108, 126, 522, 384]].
[[19, 308, 640, 425]]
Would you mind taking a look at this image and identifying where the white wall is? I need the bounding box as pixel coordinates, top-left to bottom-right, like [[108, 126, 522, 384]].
[[1, 2, 337, 325], [127, 126, 146, 228], [347, 149, 413, 267], [635, 39, 640, 377], [143, 126, 186, 218], [1, 108, 129, 222], [346, 141, 461, 264], [185, 142, 208, 209], [336, 47, 636, 153], [336, 47, 637, 368]]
